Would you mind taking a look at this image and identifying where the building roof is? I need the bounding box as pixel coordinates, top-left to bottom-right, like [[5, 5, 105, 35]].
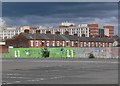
[[20, 33, 114, 43]]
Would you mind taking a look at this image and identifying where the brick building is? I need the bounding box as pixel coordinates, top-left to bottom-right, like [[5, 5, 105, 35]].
[[103, 26, 114, 37], [5, 31, 115, 48], [39, 22, 90, 37], [88, 24, 99, 37], [0, 22, 114, 41], [0, 41, 8, 53]]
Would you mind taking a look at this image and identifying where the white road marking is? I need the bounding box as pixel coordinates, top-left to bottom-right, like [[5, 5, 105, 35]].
[[26, 78, 45, 82], [40, 78, 45, 80], [3, 82, 13, 84], [15, 81, 21, 83], [6, 76, 24, 79], [6, 73, 22, 75], [7, 77, 17, 78], [50, 76, 65, 79]]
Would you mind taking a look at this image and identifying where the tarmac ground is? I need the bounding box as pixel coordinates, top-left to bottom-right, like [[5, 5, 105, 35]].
[[2, 58, 118, 84]]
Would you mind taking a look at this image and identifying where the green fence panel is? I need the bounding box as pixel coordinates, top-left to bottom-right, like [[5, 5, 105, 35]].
[[2, 47, 75, 58]]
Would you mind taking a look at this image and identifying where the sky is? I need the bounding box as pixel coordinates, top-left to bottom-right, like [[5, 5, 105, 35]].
[[1, 2, 119, 35]]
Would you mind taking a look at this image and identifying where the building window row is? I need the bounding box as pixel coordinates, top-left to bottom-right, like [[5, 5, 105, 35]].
[[30, 40, 112, 47]]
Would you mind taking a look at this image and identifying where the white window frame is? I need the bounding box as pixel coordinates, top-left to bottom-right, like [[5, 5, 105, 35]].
[[92, 42, 94, 47], [84, 42, 86, 47], [36, 41, 39, 47], [52, 41, 55, 46], [57, 41, 60, 46], [99, 42, 101, 47], [96, 42, 98, 47], [80, 42, 83, 47], [63, 41, 65, 47], [46, 41, 49, 47], [72, 41, 74, 46], [103, 43, 105, 47], [88, 42, 90, 47], [31, 40, 34, 47]]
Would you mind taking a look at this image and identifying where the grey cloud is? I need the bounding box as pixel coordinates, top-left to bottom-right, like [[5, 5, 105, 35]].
[[2, 2, 118, 35]]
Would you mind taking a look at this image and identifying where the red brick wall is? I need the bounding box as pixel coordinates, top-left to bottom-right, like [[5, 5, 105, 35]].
[[0, 45, 8, 53], [103, 26, 114, 37], [88, 24, 99, 37], [88, 24, 99, 27]]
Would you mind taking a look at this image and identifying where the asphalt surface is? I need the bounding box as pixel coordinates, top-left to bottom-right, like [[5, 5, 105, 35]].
[[2, 58, 118, 84]]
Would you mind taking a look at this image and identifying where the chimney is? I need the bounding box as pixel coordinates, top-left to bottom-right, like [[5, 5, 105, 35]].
[[59, 25, 69, 28], [36, 30, 40, 34], [55, 31, 60, 35], [74, 33, 78, 36], [24, 29, 29, 33], [4, 36, 7, 41], [65, 31, 69, 35], [46, 31, 51, 35]]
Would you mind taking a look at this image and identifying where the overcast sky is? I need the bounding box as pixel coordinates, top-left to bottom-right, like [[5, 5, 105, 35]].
[[2, 2, 118, 35]]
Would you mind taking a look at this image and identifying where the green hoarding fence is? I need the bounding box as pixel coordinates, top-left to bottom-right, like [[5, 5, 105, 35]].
[[3, 47, 118, 58], [2, 47, 75, 58]]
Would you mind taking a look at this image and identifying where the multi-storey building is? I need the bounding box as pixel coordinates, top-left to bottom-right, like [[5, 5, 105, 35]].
[[39, 22, 90, 37], [0, 26, 20, 40], [0, 26, 37, 40], [99, 28, 105, 37], [0, 22, 114, 41], [103, 26, 114, 37], [38, 22, 106, 38], [88, 24, 99, 37]]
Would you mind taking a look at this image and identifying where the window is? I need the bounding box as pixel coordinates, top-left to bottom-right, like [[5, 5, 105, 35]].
[[57, 41, 60, 46], [42, 41, 44, 46], [96, 42, 98, 47], [46, 41, 49, 47], [66, 41, 69, 46], [52, 41, 55, 46], [63, 41, 65, 47], [99, 42, 101, 47], [103, 43, 105, 47], [72, 41, 74, 46], [88, 42, 90, 47], [80, 42, 83, 47], [31, 40, 34, 47], [92, 42, 94, 47], [36, 41, 39, 47], [84, 42, 86, 47], [106, 43, 108, 47]]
